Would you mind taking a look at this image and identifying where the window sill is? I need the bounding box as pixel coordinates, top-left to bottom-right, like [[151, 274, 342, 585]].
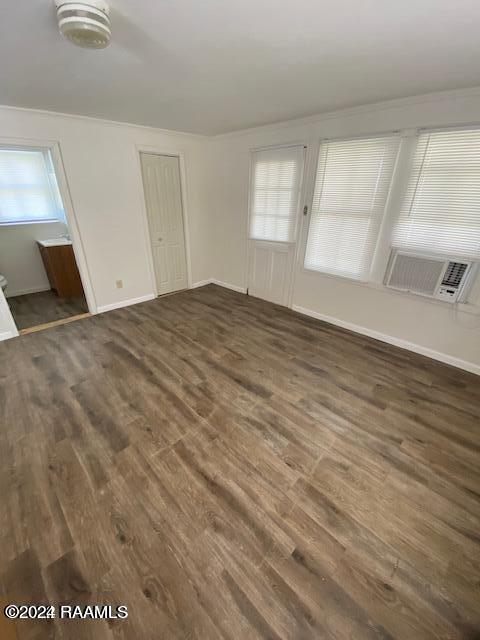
[[0, 219, 62, 227], [249, 237, 296, 245], [298, 266, 480, 316], [301, 266, 366, 284]]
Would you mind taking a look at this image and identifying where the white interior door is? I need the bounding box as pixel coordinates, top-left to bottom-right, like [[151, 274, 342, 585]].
[[140, 153, 188, 295], [247, 145, 305, 306]]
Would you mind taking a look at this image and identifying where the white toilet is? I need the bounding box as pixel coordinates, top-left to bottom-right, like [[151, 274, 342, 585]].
[[0, 274, 8, 294]]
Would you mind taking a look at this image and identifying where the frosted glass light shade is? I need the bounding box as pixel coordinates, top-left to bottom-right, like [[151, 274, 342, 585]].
[[56, 1, 111, 49]]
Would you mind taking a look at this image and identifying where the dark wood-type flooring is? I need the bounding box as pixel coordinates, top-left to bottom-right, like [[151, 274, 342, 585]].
[[7, 290, 88, 330], [0, 284, 479, 640]]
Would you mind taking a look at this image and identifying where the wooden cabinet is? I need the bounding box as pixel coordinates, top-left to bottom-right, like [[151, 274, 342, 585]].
[[37, 243, 85, 298]]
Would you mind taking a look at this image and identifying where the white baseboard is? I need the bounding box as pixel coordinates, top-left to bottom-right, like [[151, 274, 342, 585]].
[[191, 279, 213, 289], [191, 278, 247, 294], [97, 293, 155, 314], [6, 285, 51, 298], [211, 279, 247, 294], [292, 304, 480, 376]]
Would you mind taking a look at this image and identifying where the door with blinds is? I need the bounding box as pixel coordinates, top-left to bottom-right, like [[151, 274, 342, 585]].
[[247, 145, 305, 305], [140, 153, 188, 295]]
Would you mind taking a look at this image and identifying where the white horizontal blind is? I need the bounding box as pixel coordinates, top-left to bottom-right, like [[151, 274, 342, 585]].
[[0, 148, 63, 225], [392, 128, 480, 258], [304, 135, 400, 280], [250, 145, 304, 243]]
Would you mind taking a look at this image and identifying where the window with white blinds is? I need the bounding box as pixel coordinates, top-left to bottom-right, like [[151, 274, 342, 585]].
[[249, 145, 304, 243], [304, 135, 400, 280], [392, 128, 480, 258], [0, 147, 64, 225]]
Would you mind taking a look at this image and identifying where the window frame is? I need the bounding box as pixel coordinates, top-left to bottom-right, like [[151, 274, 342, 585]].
[[390, 124, 480, 261], [299, 132, 402, 283], [0, 144, 65, 227]]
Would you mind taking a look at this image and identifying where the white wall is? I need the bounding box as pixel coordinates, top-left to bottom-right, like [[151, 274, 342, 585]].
[[1, 91, 479, 373], [0, 106, 213, 318], [0, 220, 68, 297], [205, 89, 480, 372]]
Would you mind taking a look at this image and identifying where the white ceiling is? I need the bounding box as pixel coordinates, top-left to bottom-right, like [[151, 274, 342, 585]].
[[2, 0, 480, 135]]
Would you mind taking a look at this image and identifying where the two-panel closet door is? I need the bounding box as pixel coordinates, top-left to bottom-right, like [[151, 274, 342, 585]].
[[140, 153, 188, 295]]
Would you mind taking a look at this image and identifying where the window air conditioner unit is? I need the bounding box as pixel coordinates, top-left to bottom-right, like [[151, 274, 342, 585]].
[[384, 250, 476, 303]]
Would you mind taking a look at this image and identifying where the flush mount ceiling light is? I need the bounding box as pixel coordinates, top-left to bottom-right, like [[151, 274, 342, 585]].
[[55, 0, 111, 49]]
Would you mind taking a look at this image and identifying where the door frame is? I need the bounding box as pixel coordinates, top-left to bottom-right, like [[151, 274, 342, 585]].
[[135, 145, 192, 297], [245, 140, 309, 308], [0, 135, 97, 321]]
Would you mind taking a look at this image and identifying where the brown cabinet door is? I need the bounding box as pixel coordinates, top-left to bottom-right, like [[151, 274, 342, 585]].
[[38, 244, 85, 297], [38, 244, 58, 292]]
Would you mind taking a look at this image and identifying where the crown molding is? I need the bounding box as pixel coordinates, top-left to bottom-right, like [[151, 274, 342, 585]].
[[209, 86, 480, 141], [0, 104, 207, 140], [1, 86, 480, 140]]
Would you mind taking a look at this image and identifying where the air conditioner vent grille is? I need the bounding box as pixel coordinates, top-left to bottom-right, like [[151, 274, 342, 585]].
[[441, 262, 468, 288], [387, 254, 444, 295]]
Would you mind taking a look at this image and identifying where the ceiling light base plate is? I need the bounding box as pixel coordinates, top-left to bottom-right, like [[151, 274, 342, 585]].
[[55, 0, 109, 13]]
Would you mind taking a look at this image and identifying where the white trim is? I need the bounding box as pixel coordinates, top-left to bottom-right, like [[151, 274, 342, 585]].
[[97, 293, 155, 314], [0, 105, 206, 140], [249, 140, 309, 153], [50, 141, 98, 314], [419, 123, 480, 134], [0, 288, 19, 340], [194, 278, 248, 294], [0, 218, 62, 227], [318, 129, 402, 144], [134, 148, 161, 296], [244, 150, 254, 299], [211, 279, 247, 294], [211, 87, 480, 139], [191, 279, 213, 289], [135, 145, 193, 295], [176, 151, 193, 290], [2, 88, 480, 140], [292, 304, 480, 376], [6, 285, 51, 298], [294, 140, 320, 305]]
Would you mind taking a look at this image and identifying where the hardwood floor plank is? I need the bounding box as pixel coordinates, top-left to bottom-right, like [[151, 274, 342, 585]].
[[7, 291, 88, 331], [0, 284, 479, 639]]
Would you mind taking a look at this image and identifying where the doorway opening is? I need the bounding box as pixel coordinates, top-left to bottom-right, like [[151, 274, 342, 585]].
[[0, 143, 90, 334]]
